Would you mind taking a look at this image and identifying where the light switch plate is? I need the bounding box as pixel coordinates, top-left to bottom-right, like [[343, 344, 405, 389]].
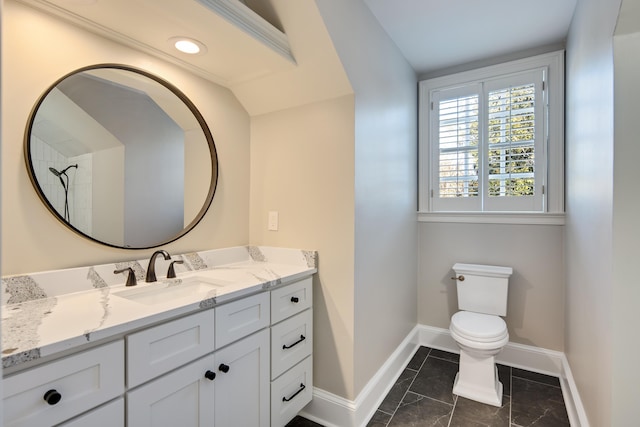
[[268, 211, 279, 231]]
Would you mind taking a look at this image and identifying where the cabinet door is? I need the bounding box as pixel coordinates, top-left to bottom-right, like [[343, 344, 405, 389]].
[[214, 329, 270, 427], [127, 354, 216, 427]]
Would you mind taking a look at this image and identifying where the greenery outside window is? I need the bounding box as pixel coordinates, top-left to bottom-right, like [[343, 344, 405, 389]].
[[418, 51, 564, 223]]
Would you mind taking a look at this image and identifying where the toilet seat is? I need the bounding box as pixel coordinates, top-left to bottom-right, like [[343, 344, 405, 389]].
[[450, 311, 508, 344]]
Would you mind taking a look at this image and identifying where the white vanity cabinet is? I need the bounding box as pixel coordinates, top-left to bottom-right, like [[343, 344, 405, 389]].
[[2, 275, 314, 427], [270, 277, 313, 427], [126, 292, 271, 427], [3, 340, 125, 427]]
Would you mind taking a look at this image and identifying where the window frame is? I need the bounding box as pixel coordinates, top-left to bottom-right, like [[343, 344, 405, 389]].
[[418, 51, 565, 224]]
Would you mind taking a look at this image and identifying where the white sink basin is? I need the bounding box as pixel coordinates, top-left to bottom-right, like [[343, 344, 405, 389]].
[[113, 276, 234, 305]]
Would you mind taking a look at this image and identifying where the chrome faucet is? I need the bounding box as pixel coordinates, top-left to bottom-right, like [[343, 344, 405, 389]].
[[146, 250, 171, 283]]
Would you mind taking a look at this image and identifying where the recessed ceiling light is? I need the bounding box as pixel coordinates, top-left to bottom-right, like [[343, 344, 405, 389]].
[[168, 37, 207, 55]]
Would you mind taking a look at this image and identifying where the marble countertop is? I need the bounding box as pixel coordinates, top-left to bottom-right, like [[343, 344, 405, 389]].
[[2, 247, 316, 370]]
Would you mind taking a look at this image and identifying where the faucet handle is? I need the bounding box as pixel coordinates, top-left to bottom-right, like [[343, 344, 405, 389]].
[[114, 267, 137, 287], [167, 260, 184, 279]]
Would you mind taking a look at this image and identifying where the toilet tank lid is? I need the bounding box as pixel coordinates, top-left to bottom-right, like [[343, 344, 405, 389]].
[[453, 263, 513, 278]]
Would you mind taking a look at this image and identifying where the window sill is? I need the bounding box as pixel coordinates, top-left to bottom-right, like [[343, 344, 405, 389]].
[[418, 212, 565, 225]]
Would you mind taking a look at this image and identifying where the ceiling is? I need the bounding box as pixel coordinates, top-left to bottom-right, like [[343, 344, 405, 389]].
[[363, 0, 578, 75], [17, 0, 297, 87], [18, 0, 579, 85]]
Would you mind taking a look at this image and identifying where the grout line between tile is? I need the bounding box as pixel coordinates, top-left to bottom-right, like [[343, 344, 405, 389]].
[[412, 392, 456, 408], [383, 347, 432, 427], [511, 375, 562, 389], [376, 408, 394, 417], [508, 366, 513, 426], [427, 354, 459, 364], [447, 394, 458, 427]]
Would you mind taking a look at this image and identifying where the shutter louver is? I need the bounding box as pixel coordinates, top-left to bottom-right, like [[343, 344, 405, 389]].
[[438, 94, 479, 198], [487, 84, 536, 197]]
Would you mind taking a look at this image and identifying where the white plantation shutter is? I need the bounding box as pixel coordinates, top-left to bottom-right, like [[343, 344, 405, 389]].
[[431, 84, 482, 211], [484, 70, 544, 211], [429, 69, 546, 212], [488, 84, 535, 196]]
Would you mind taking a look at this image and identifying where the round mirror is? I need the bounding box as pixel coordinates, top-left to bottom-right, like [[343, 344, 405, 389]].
[[24, 64, 218, 249]]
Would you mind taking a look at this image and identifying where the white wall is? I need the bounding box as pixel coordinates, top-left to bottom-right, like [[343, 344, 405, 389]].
[[565, 0, 621, 424], [314, 0, 418, 397], [613, 26, 640, 423], [1, 0, 250, 274], [418, 222, 565, 350]]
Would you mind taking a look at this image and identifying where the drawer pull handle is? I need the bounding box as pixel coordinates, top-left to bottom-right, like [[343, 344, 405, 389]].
[[282, 383, 306, 402], [282, 335, 306, 350], [291, 296, 299, 303], [219, 363, 230, 373], [204, 370, 216, 381], [43, 389, 62, 405]]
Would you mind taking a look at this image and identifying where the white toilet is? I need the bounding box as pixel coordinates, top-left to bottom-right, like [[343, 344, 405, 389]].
[[449, 263, 512, 407]]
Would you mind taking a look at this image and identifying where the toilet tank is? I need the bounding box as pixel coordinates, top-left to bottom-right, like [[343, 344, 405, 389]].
[[453, 263, 513, 316]]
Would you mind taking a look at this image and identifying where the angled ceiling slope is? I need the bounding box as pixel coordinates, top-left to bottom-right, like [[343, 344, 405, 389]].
[[16, 0, 296, 86]]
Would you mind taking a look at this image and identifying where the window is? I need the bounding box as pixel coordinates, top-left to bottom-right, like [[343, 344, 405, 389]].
[[419, 51, 564, 222]]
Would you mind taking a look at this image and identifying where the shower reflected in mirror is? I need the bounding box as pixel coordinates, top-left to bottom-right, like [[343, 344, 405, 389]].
[[48, 164, 78, 222]]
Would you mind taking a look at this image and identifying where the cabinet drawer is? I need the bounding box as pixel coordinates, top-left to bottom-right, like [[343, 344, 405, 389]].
[[3, 340, 124, 427], [271, 277, 312, 324], [271, 356, 313, 427], [271, 309, 313, 379], [61, 397, 124, 427], [215, 292, 270, 348], [127, 309, 215, 388]]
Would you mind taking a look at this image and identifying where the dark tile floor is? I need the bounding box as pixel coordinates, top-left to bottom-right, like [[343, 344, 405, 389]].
[[286, 346, 570, 427]]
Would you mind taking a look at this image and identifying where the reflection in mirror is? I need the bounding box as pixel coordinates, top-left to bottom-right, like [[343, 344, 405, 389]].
[[25, 64, 218, 249]]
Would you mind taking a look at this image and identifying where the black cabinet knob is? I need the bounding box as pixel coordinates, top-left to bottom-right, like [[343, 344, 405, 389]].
[[291, 296, 299, 303], [43, 389, 62, 405], [218, 363, 230, 373], [204, 370, 216, 381]]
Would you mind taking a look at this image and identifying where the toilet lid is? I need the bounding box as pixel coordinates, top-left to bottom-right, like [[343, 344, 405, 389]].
[[450, 311, 508, 343]]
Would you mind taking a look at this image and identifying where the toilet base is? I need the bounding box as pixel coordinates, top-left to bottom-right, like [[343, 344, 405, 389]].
[[452, 350, 503, 407]]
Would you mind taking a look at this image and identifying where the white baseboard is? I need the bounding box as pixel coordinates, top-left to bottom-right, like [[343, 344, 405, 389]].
[[300, 326, 419, 427], [559, 353, 590, 427], [302, 324, 586, 427], [417, 324, 564, 376]]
